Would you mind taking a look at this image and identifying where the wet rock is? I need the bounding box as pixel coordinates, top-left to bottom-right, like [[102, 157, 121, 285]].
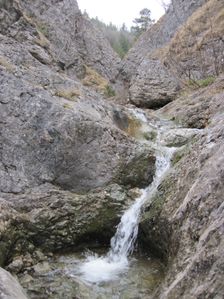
[[18, 252, 165, 299], [7, 257, 24, 274], [0, 267, 28, 299], [0, 184, 135, 260], [160, 128, 201, 147], [32, 262, 51, 275]]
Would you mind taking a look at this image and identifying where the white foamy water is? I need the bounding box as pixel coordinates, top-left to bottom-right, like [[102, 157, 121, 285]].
[[78, 254, 128, 283], [77, 111, 176, 284], [78, 149, 174, 284]]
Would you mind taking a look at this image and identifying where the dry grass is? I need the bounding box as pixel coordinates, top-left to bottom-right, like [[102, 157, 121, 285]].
[[82, 66, 109, 92], [124, 117, 142, 138], [154, 0, 224, 61], [21, 13, 50, 48], [63, 103, 73, 109], [171, 0, 223, 48], [0, 56, 15, 72], [34, 30, 50, 48], [55, 88, 81, 101]]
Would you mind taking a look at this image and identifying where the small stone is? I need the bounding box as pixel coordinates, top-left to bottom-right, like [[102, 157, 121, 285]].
[[7, 257, 24, 274]]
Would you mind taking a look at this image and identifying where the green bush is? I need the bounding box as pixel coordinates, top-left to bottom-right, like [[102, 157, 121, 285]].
[[37, 23, 49, 37], [197, 76, 216, 87], [104, 85, 116, 98], [188, 76, 215, 88]]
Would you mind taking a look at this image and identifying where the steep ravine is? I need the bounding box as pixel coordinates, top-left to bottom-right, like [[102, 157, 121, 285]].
[[0, 0, 224, 298], [16, 111, 201, 299]]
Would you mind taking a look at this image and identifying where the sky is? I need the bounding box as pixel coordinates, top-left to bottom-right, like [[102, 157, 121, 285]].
[[77, 0, 170, 29]]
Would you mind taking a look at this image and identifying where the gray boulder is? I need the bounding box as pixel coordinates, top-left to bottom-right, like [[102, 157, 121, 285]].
[[160, 128, 201, 147], [0, 75, 155, 193], [0, 16, 155, 194], [0, 184, 132, 262], [129, 59, 179, 109]]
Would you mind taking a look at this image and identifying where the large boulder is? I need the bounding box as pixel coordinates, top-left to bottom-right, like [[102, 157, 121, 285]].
[[0, 184, 133, 265], [129, 59, 179, 109], [0, 72, 155, 193]]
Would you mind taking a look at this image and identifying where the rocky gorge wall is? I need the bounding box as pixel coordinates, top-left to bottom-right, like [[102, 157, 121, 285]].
[[139, 75, 224, 298], [0, 0, 156, 290], [0, 0, 224, 298], [120, 0, 224, 109]]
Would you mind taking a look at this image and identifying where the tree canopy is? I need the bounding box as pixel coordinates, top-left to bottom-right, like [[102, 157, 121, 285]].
[[131, 8, 154, 37], [91, 18, 135, 58]]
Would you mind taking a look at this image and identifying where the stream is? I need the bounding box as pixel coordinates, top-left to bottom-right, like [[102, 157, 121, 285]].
[[77, 144, 175, 285], [18, 109, 197, 299]]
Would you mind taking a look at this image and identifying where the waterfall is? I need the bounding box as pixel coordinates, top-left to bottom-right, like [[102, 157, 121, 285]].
[[107, 150, 172, 264], [77, 146, 175, 284], [76, 110, 177, 284]]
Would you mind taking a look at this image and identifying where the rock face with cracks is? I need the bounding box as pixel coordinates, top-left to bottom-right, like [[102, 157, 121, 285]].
[[0, 0, 155, 288], [139, 76, 224, 299], [0, 0, 224, 298], [0, 1, 155, 194]]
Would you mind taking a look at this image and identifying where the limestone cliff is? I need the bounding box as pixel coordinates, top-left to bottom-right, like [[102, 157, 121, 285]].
[[0, 0, 224, 298], [0, 0, 120, 80], [0, 0, 154, 194], [0, 0, 155, 271]]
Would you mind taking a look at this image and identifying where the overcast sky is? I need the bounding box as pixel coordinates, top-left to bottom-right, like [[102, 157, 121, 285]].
[[77, 0, 170, 28]]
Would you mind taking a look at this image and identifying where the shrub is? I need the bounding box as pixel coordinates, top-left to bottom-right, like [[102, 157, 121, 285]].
[[197, 76, 216, 87], [104, 84, 116, 98], [188, 76, 215, 88], [36, 23, 49, 37]]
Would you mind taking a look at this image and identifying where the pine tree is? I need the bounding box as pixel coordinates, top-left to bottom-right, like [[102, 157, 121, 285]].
[[131, 8, 154, 38]]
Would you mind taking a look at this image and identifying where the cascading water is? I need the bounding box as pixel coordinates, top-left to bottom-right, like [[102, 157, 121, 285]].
[[108, 149, 173, 263], [19, 112, 200, 298], [77, 137, 175, 284]]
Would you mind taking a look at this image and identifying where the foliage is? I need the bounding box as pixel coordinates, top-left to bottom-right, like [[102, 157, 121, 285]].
[[131, 8, 154, 38], [104, 84, 116, 98], [91, 18, 135, 58], [188, 76, 215, 88], [197, 76, 216, 87], [36, 22, 49, 37]]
